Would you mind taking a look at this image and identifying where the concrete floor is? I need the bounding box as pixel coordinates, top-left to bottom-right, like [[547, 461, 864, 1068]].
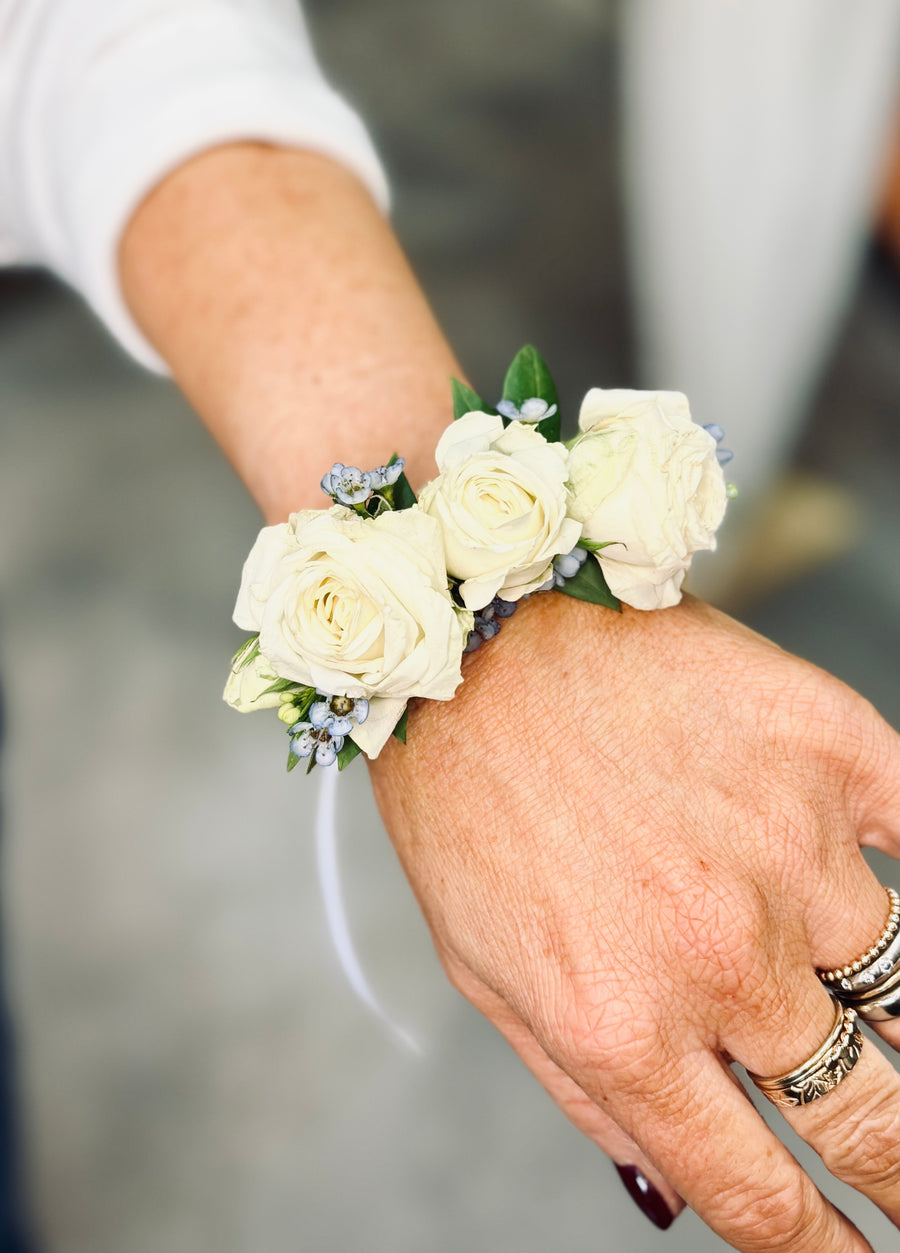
[[1, 2, 900, 1251]]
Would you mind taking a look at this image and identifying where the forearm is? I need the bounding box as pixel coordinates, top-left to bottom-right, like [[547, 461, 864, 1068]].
[[119, 142, 461, 522]]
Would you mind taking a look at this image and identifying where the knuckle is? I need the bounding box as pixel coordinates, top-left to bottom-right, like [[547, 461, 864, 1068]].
[[823, 1092, 900, 1191], [549, 973, 664, 1092], [708, 1170, 825, 1252], [660, 863, 772, 998]]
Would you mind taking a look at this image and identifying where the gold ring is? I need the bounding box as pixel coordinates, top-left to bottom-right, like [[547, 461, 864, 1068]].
[[818, 887, 900, 995], [749, 1000, 863, 1109]]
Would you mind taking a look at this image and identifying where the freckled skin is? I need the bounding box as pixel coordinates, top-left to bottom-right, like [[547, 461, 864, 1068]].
[[371, 591, 900, 1251], [121, 143, 900, 1252]]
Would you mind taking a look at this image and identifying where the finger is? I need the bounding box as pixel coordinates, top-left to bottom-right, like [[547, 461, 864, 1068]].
[[806, 852, 900, 1058], [438, 952, 684, 1228], [840, 695, 900, 856], [728, 971, 900, 1231], [549, 1035, 870, 1253], [804, 852, 894, 979]]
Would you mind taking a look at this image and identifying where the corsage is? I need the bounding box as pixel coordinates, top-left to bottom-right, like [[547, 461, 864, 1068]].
[[225, 346, 734, 771]]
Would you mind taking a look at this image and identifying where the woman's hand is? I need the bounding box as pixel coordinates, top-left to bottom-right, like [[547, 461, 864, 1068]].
[[369, 591, 900, 1252]]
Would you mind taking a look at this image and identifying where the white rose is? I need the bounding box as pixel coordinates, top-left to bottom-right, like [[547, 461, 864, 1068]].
[[223, 650, 282, 712], [418, 412, 582, 610], [233, 505, 471, 757], [567, 389, 728, 610]]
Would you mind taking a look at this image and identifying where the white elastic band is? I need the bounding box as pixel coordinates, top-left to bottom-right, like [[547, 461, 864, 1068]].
[[315, 764, 421, 1054]]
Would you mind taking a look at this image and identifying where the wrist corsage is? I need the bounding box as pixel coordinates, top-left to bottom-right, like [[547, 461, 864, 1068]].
[[225, 346, 735, 772]]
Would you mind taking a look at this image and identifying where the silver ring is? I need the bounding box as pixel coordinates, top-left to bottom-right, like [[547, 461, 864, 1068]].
[[819, 887, 900, 999], [749, 1000, 863, 1109], [848, 966, 900, 1021]]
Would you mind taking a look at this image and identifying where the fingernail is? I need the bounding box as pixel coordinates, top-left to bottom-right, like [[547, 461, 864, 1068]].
[[614, 1164, 676, 1231]]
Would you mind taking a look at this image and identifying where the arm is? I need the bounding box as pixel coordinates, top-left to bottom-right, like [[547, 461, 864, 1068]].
[[118, 143, 459, 519], [120, 142, 900, 1253]]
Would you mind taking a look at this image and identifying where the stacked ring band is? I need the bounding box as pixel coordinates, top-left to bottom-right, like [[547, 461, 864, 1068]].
[[819, 887, 900, 1021], [749, 1000, 863, 1109]]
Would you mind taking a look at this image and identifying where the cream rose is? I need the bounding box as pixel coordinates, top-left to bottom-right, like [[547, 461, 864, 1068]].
[[223, 650, 282, 713], [233, 505, 472, 757], [418, 412, 582, 610], [567, 389, 728, 610]]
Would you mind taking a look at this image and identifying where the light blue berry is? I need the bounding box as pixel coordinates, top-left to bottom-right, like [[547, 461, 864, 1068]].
[[492, 597, 517, 618], [554, 551, 583, 580]]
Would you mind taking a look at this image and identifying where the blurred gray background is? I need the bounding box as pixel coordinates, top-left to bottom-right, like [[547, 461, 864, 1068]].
[[1, 1, 900, 1251]]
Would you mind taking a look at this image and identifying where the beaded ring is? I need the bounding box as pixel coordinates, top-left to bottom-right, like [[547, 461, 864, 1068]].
[[818, 887, 900, 988]]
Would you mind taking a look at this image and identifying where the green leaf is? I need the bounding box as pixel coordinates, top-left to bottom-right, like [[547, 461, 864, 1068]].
[[230, 635, 260, 672], [337, 739, 363, 770], [502, 345, 558, 408], [381, 453, 417, 511], [392, 707, 409, 744], [287, 749, 302, 773], [451, 378, 485, 420], [557, 555, 621, 611], [535, 413, 562, 444], [291, 688, 316, 721], [576, 537, 618, 553], [392, 469, 417, 511], [502, 346, 560, 443]]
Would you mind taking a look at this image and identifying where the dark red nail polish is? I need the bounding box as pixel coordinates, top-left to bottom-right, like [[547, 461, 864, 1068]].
[[615, 1164, 676, 1231]]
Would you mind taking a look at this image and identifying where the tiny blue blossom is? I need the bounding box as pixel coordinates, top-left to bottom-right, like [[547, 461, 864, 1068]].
[[288, 722, 344, 767], [368, 458, 405, 490], [309, 694, 370, 737], [309, 703, 353, 737], [288, 724, 316, 757], [320, 463, 373, 505], [314, 737, 341, 767], [496, 397, 558, 423]]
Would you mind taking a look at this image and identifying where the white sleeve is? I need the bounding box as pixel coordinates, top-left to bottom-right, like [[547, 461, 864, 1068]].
[[0, 0, 390, 371]]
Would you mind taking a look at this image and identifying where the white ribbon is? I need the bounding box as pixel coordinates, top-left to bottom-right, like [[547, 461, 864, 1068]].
[[315, 764, 421, 1054]]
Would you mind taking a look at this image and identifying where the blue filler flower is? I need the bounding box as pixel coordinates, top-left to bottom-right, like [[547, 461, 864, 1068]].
[[309, 695, 369, 737], [496, 398, 558, 423], [320, 463, 373, 505], [368, 458, 405, 490], [288, 723, 344, 767]]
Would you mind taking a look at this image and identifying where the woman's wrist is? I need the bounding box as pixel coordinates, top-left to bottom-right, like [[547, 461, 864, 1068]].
[[118, 141, 462, 520]]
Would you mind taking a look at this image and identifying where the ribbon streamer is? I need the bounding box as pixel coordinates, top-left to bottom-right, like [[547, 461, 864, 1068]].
[[315, 764, 421, 1054]]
